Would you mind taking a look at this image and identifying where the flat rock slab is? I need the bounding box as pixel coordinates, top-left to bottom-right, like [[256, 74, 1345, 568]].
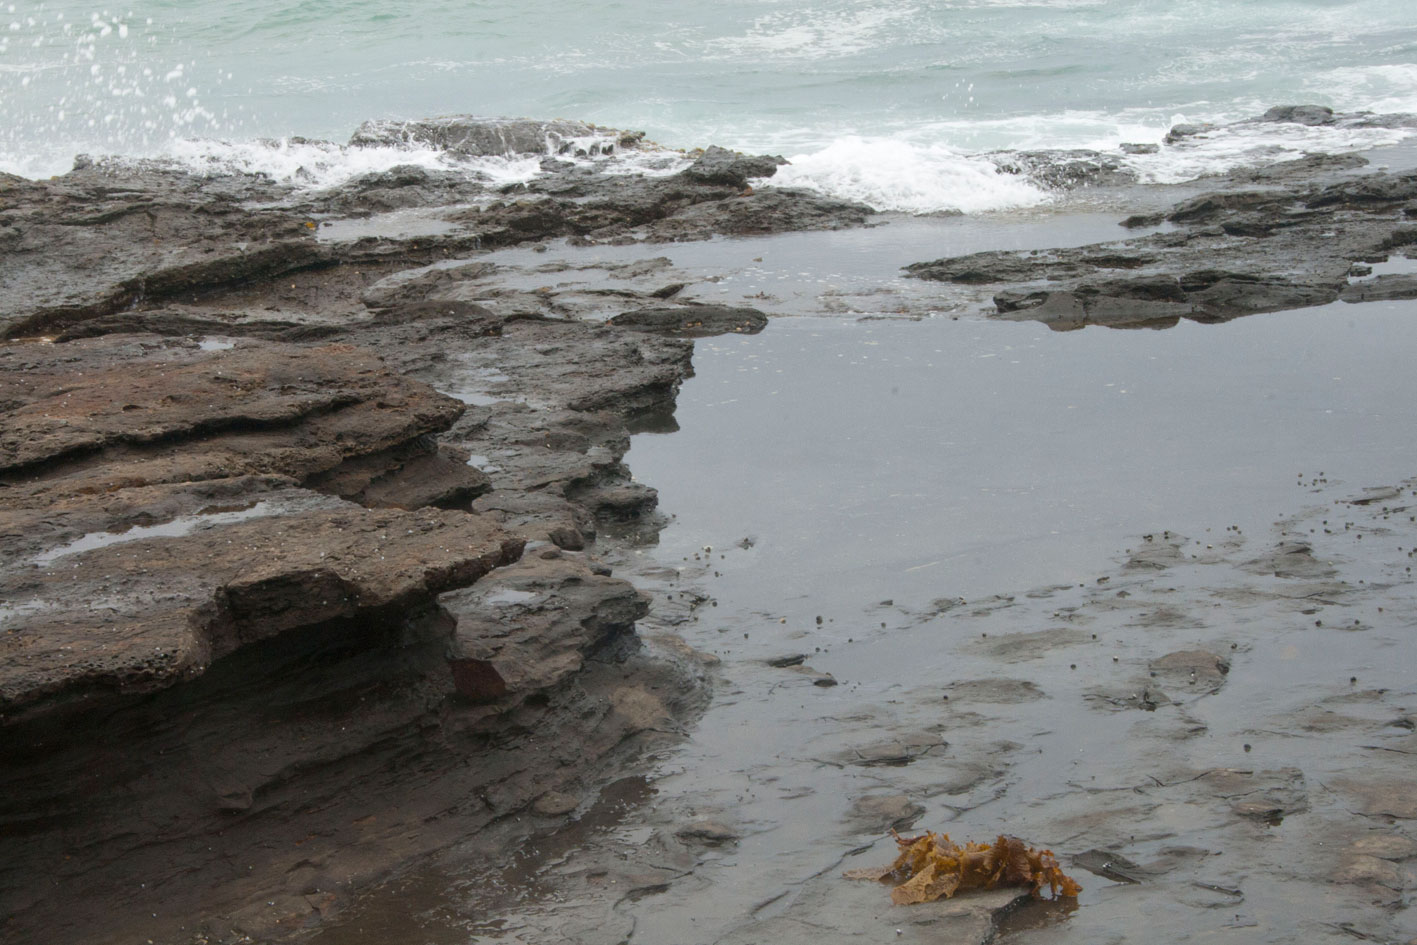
[[945, 678, 1047, 703], [0, 333, 524, 720], [0, 334, 461, 479], [609, 304, 768, 337], [1149, 650, 1230, 691], [845, 794, 926, 834], [1330, 777, 1417, 820], [0, 504, 521, 718], [1199, 767, 1310, 823], [719, 878, 1027, 945], [0, 166, 321, 339]]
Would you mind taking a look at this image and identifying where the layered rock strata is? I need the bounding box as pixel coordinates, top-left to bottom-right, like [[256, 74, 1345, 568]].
[[0, 117, 852, 944]]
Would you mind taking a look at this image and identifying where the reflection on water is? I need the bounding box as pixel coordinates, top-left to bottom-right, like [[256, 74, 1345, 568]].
[[309, 296, 1417, 944], [32, 501, 277, 566], [303, 777, 656, 945], [630, 300, 1417, 605], [994, 895, 1082, 939]]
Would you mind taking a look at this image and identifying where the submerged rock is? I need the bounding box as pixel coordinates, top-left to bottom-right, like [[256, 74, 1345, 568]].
[[1262, 103, 1336, 126]]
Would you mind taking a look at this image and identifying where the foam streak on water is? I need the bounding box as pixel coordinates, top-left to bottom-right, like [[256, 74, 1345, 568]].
[[4, 0, 1417, 213]]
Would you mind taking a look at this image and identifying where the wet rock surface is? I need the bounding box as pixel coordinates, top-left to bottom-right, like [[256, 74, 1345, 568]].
[[608, 303, 769, 337], [0, 115, 848, 944], [907, 138, 1417, 329], [0, 122, 870, 342], [472, 474, 1412, 945], [888, 109, 1417, 327], [6, 110, 1417, 945]]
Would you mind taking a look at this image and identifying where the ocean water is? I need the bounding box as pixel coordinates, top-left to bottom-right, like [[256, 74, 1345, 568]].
[[4, 0, 1417, 211]]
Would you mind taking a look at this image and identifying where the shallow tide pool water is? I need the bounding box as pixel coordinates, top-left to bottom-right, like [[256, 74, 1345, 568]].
[[597, 298, 1417, 944], [304, 278, 1417, 944], [630, 301, 1417, 610]]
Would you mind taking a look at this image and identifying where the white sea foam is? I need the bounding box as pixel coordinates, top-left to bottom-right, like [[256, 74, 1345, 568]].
[[16, 131, 693, 198], [1122, 118, 1417, 185], [162, 137, 456, 187], [1320, 64, 1417, 116], [769, 136, 1051, 214], [742, 99, 1417, 214], [702, 4, 920, 60], [5, 0, 1416, 213]]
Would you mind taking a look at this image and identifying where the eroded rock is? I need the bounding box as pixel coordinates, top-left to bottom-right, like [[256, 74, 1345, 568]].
[[443, 553, 649, 701], [0, 117, 739, 945], [906, 121, 1417, 330], [1, 504, 521, 718]]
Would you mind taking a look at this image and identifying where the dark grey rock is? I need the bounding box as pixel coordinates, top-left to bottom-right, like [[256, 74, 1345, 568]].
[[1164, 121, 1216, 144], [993, 149, 1138, 189], [609, 304, 768, 337], [908, 154, 1417, 330], [680, 145, 786, 188], [1262, 104, 1336, 126]]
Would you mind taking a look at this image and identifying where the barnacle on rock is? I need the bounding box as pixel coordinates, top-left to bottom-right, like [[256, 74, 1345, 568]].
[[844, 831, 1082, 905]]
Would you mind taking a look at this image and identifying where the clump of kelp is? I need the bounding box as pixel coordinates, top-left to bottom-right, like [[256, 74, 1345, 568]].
[[844, 831, 1083, 905]]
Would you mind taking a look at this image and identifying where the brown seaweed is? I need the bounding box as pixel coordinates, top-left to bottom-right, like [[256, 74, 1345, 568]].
[[844, 831, 1082, 905]]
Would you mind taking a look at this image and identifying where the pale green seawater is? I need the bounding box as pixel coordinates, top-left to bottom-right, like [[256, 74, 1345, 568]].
[[5, 0, 1417, 209]]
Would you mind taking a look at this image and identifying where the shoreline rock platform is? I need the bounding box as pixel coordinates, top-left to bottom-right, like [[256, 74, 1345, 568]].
[[3, 110, 1417, 945], [1, 119, 853, 943]]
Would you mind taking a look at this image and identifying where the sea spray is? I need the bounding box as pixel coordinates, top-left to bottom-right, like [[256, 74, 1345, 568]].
[[771, 136, 1051, 214], [5, 0, 1417, 213]]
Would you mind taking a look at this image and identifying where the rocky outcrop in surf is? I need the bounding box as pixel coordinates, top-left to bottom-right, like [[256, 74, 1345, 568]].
[[909, 142, 1417, 330]]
